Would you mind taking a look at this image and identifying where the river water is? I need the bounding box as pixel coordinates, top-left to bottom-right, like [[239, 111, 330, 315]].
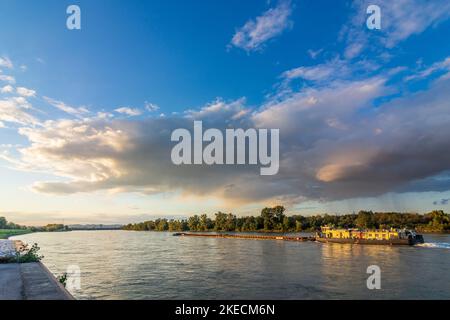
[[12, 231, 450, 300]]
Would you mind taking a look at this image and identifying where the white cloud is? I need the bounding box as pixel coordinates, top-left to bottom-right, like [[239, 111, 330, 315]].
[[0, 97, 39, 125], [10, 96, 31, 108], [43, 96, 89, 116], [145, 102, 159, 112], [96, 111, 114, 119], [281, 59, 349, 82], [277, 58, 380, 97], [0, 74, 16, 84], [16, 87, 36, 97], [0, 56, 13, 69], [405, 56, 450, 81], [342, 0, 450, 59], [255, 76, 388, 135], [380, 0, 450, 47], [344, 43, 364, 60], [1, 85, 14, 94], [307, 49, 323, 59], [115, 107, 142, 116], [230, 0, 293, 52], [185, 98, 250, 125]]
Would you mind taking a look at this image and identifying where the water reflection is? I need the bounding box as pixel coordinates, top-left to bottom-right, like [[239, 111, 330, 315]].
[[319, 243, 405, 298], [12, 231, 450, 300]]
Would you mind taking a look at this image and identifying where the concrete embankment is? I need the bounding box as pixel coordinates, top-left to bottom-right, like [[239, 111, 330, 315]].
[[0, 240, 73, 300]]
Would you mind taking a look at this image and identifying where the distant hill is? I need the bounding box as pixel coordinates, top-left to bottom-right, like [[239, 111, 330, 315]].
[[68, 224, 123, 230]]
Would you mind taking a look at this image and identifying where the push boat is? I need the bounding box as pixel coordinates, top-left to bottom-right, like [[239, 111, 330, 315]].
[[315, 226, 424, 245]]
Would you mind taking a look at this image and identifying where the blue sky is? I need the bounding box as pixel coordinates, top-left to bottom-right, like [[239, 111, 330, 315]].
[[1, 0, 450, 225], [0, 0, 350, 113]]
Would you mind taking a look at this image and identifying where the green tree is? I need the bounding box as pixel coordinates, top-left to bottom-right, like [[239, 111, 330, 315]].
[[241, 216, 257, 231], [214, 212, 228, 231], [0, 217, 8, 229], [168, 220, 182, 232], [199, 214, 213, 231], [261, 206, 285, 231], [426, 210, 450, 232], [155, 219, 169, 231], [282, 216, 294, 231], [188, 215, 200, 231], [224, 213, 237, 231], [355, 211, 376, 229]]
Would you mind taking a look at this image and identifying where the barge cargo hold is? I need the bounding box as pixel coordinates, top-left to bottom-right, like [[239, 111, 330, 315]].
[[173, 233, 315, 242]]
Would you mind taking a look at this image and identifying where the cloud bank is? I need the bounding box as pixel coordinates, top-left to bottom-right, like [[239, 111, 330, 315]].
[[1, 55, 448, 208], [1, 2, 450, 212]]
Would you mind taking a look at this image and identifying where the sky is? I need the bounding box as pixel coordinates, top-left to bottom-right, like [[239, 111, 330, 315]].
[[1, 0, 450, 225]]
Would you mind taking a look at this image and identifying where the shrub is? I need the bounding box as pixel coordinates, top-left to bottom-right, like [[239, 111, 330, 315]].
[[57, 272, 68, 287], [15, 243, 43, 263]]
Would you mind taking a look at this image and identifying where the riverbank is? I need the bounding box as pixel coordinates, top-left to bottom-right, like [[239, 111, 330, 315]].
[[0, 239, 73, 300], [0, 229, 32, 239]]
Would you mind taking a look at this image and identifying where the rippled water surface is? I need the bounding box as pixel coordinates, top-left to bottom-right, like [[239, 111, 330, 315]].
[[13, 231, 450, 299]]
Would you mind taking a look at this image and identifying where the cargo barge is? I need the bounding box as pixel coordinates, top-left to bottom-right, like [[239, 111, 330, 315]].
[[315, 226, 424, 245], [174, 227, 425, 246]]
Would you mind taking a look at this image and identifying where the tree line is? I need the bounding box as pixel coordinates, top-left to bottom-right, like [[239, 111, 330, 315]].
[[0, 217, 68, 232], [123, 207, 450, 233], [0, 217, 25, 230]]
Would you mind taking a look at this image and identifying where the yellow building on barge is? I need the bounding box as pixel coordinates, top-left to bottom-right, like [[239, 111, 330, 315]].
[[316, 226, 424, 245]]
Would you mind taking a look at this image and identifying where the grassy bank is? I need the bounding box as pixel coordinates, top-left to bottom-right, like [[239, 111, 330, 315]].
[[0, 229, 32, 239]]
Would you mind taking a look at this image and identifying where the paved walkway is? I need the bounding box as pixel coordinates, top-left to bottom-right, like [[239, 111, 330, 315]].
[[0, 264, 23, 299], [0, 240, 73, 300], [0, 263, 73, 300]]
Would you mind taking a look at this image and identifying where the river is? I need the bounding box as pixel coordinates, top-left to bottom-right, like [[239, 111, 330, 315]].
[[12, 231, 450, 299]]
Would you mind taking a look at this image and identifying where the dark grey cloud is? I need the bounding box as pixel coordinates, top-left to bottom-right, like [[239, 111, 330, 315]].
[[433, 198, 450, 206], [4, 55, 450, 207]]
